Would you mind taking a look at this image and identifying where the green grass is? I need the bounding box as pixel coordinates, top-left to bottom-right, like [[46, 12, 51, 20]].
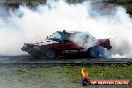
[[0, 64, 131, 88]]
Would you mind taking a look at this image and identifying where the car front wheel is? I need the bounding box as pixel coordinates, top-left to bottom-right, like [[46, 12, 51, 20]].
[[46, 49, 57, 60], [28, 49, 40, 59]]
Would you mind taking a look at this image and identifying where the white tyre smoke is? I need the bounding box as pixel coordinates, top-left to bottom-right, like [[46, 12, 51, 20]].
[[0, 0, 131, 57]]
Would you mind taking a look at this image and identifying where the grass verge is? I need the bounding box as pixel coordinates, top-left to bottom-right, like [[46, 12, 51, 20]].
[[0, 64, 131, 88]]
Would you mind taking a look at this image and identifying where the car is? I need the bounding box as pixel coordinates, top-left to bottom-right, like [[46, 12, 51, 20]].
[[21, 30, 112, 59]]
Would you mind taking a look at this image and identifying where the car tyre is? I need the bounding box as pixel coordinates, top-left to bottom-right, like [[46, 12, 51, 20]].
[[87, 46, 111, 58], [28, 49, 40, 59], [46, 49, 57, 60]]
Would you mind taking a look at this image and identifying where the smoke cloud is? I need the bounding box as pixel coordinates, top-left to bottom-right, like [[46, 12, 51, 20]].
[[70, 32, 97, 49], [0, 0, 132, 57]]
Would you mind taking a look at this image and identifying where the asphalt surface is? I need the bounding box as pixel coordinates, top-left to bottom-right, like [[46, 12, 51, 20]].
[[0, 56, 132, 64]]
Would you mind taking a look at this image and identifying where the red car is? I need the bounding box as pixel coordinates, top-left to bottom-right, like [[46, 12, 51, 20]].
[[21, 30, 112, 59]]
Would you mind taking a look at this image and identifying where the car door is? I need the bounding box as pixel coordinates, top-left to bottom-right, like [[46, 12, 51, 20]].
[[61, 40, 80, 49]]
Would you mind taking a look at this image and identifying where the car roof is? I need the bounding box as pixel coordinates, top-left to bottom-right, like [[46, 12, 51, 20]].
[[56, 31, 80, 34]]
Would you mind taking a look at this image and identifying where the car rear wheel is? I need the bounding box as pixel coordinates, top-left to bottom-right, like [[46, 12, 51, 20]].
[[87, 46, 111, 58], [46, 49, 57, 60]]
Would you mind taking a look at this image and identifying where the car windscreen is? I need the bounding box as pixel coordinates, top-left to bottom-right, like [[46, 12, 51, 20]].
[[47, 32, 62, 41]]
